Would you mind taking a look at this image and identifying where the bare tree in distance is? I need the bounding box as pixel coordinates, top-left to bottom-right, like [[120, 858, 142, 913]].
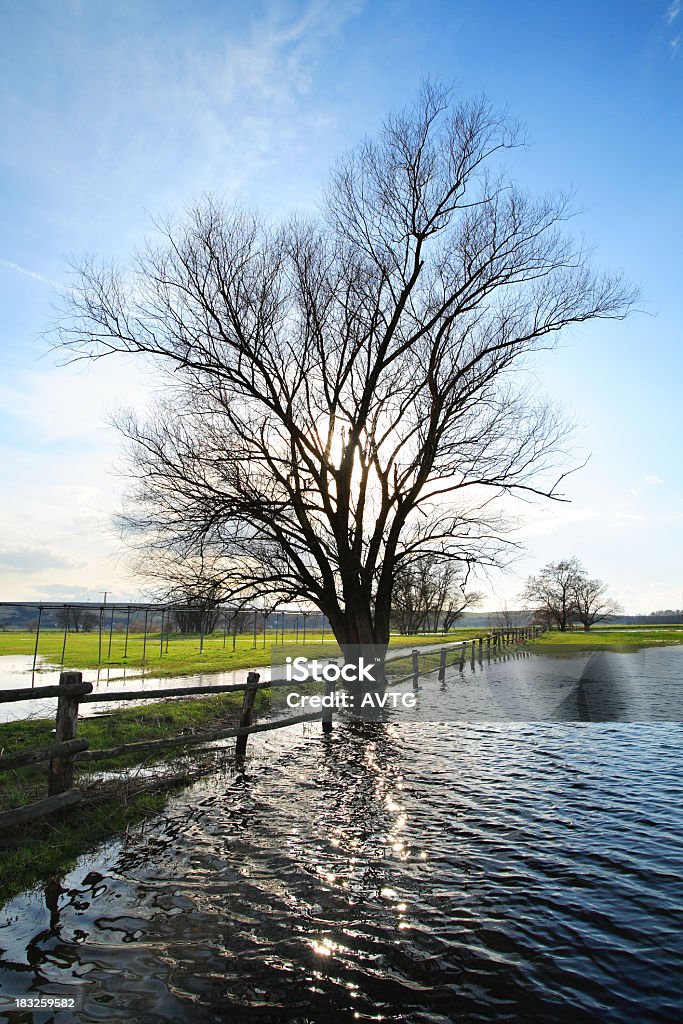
[[391, 554, 483, 633], [522, 557, 619, 632], [55, 82, 636, 663], [521, 557, 584, 631], [572, 576, 621, 631], [133, 551, 227, 634], [490, 603, 530, 630], [55, 607, 99, 633], [80, 611, 99, 633]]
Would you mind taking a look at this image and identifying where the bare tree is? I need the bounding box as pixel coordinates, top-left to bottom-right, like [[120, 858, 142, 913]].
[[391, 555, 482, 633], [490, 603, 529, 630], [80, 610, 99, 633], [55, 607, 79, 633], [521, 557, 585, 631], [391, 564, 427, 634], [55, 83, 635, 663], [572, 577, 621, 631], [132, 552, 226, 634], [55, 606, 98, 633]]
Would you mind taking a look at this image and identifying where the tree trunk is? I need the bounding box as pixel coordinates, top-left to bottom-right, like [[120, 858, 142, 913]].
[[329, 601, 390, 694]]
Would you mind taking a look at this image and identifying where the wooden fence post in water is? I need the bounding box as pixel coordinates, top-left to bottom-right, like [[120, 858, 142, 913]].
[[459, 642, 466, 670], [235, 671, 260, 759], [411, 649, 420, 689], [48, 671, 91, 796], [438, 649, 447, 683], [322, 674, 335, 734]]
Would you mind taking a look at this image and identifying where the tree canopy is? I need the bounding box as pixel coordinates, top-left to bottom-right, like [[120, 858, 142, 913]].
[[56, 83, 635, 655]]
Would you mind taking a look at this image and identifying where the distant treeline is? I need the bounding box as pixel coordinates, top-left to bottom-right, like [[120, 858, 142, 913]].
[[0, 604, 680, 632]]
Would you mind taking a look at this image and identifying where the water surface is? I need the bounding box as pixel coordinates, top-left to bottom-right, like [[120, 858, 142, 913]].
[[1, 715, 681, 1023]]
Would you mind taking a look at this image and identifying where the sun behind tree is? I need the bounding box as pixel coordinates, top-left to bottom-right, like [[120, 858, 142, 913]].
[[55, 82, 635, 662]]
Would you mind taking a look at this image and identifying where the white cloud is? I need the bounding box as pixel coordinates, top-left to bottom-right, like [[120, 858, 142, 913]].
[[0, 259, 61, 289], [671, 34, 681, 56], [644, 474, 664, 484], [666, 0, 681, 24], [0, 357, 152, 444]]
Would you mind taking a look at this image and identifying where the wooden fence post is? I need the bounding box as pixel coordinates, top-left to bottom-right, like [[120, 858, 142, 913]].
[[235, 671, 260, 758], [48, 671, 86, 796], [438, 648, 447, 683], [411, 649, 420, 689], [322, 673, 335, 734], [459, 642, 466, 669], [478, 636, 483, 658]]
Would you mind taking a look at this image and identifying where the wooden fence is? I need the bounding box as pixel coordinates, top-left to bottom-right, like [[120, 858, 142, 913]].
[[0, 626, 542, 832]]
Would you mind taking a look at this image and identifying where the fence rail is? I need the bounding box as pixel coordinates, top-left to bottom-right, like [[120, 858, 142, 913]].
[[0, 625, 543, 830]]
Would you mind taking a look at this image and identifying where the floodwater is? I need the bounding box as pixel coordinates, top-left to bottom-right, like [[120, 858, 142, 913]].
[[0, 657, 272, 723], [1, 651, 682, 1022]]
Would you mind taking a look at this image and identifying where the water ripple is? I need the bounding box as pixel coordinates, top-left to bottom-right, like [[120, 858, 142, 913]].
[[1, 721, 682, 1022]]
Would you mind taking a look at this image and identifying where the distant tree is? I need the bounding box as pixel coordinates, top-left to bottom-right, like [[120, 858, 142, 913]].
[[55, 606, 71, 630], [529, 605, 555, 630], [491, 604, 529, 630], [522, 558, 620, 632], [521, 557, 585, 632], [172, 599, 221, 635], [55, 606, 95, 632], [130, 552, 226, 635], [572, 577, 621, 631], [81, 611, 99, 632], [391, 555, 482, 633]]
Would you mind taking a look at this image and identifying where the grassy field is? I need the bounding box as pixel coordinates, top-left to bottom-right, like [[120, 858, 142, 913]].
[[530, 628, 683, 651], [0, 627, 488, 678]]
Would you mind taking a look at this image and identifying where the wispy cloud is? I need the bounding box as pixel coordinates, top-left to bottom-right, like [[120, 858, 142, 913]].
[[666, 0, 681, 24], [671, 34, 681, 56], [644, 474, 664, 484], [0, 258, 60, 289]]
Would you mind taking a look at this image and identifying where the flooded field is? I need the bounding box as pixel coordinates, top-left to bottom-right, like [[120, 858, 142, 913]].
[[0, 656, 272, 723]]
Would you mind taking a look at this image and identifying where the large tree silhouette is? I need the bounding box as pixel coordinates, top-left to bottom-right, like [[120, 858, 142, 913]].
[[56, 84, 635, 660]]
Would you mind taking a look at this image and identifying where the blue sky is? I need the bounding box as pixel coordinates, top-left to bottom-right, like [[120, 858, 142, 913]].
[[0, 0, 681, 611]]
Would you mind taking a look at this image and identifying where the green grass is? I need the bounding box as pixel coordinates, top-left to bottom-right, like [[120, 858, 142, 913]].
[[0, 789, 171, 904], [0, 627, 487, 678], [529, 628, 683, 651]]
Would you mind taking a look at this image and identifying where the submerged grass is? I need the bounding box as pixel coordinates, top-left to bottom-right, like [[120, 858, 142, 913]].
[[0, 789, 170, 905], [0, 689, 260, 903]]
